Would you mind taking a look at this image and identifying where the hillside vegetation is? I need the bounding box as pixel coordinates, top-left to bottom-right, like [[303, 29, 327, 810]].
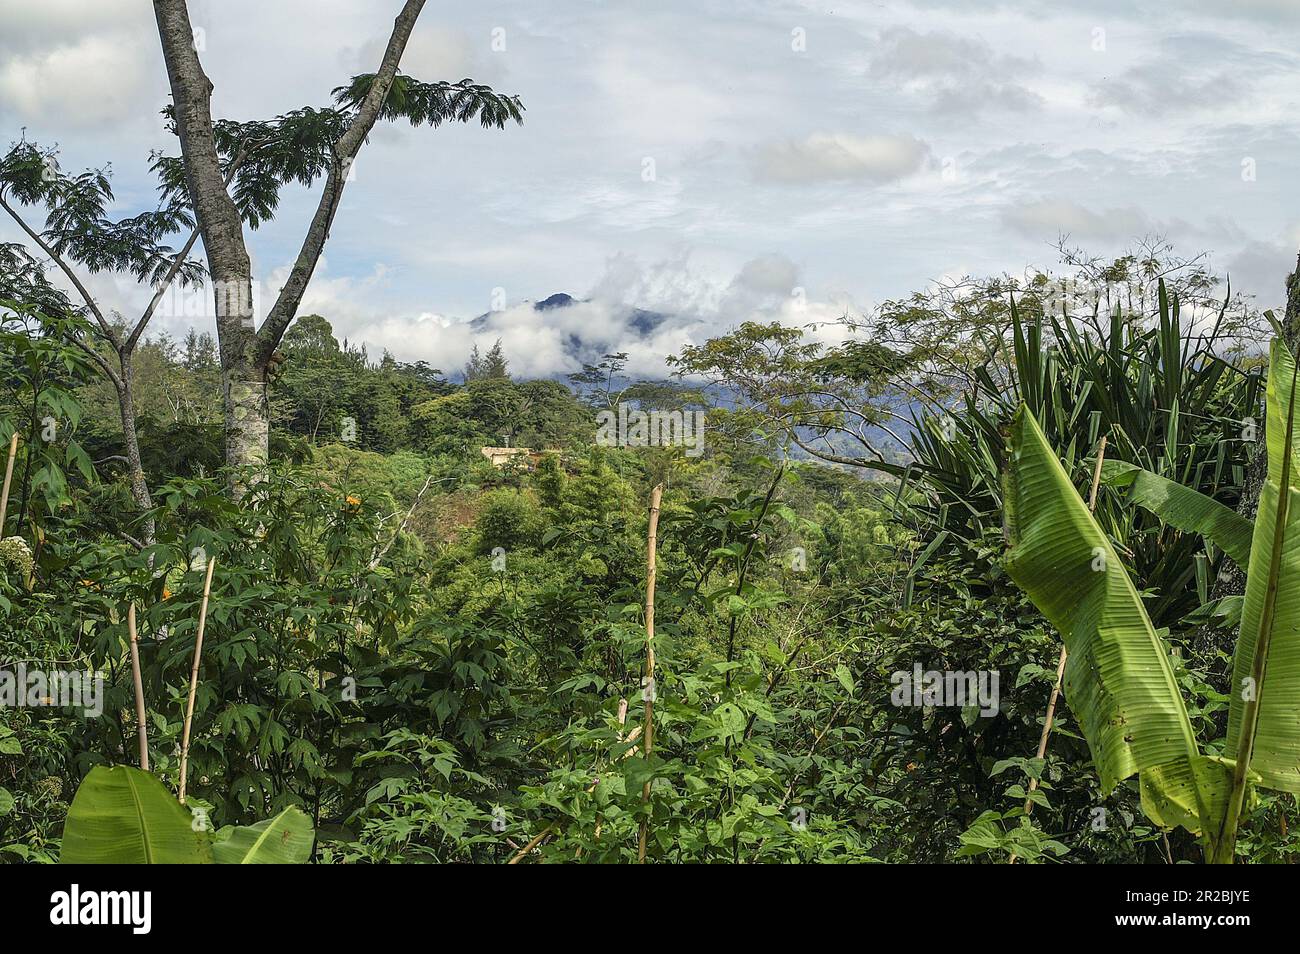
[[4, 250, 1297, 864]]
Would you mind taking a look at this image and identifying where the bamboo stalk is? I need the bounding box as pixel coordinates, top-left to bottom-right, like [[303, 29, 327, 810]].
[[1086, 438, 1109, 514], [127, 603, 149, 771], [178, 556, 216, 804], [507, 825, 553, 864], [1011, 436, 1107, 863], [0, 431, 18, 534], [638, 484, 663, 863]]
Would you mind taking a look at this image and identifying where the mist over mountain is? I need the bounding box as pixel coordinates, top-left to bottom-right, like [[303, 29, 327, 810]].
[[467, 292, 675, 379]]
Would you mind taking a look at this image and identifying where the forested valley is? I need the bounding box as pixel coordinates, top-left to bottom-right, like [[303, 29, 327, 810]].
[[5, 241, 1295, 864]]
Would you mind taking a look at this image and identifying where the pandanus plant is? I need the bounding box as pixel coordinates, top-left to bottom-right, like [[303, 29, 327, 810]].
[[1002, 335, 1300, 863]]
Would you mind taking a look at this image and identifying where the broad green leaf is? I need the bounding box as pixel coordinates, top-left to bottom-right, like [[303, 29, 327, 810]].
[[1228, 339, 1300, 793], [1004, 406, 1198, 794], [60, 765, 211, 864], [213, 805, 315, 864], [1262, 337, 1300, 488], [834, 664, 855, 694], [954, 809, 1004, 856], [1140, 755, 1245, 847], [1101, 461, 1253, 567]]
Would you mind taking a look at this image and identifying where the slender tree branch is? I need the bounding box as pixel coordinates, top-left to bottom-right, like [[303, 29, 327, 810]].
[[368, 474, 442, 570], [127, 227, 201, 353], [127, 150, 246, 355], [68, 335, 123, 391], [0, 194, 119, 347], [256, 0, 427, 362], [786, 426, 898, 475]]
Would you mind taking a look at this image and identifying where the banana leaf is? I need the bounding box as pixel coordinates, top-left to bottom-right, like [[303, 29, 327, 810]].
[[1140, 755, 1252, 847], [1227, 339, 1300, 794], [1101, 460, 1253, 568], [213, 805, 315, 863], [1003, 405, 1198, 794], [60, 765, 211, 864]]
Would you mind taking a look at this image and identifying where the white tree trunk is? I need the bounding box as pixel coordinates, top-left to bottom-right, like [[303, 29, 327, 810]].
[[224, 369, 270, 474]]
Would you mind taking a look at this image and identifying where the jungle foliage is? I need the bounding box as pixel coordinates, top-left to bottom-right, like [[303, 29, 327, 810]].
[[2, 250, 1297, 864]]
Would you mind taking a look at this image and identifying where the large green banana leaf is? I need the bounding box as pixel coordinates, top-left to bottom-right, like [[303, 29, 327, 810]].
[[60, 765, 211, 864], [213, 806, 315, 863], [1004, 406, 1198, 794], [1140, 755, 1251, 847], [1101, 461, 1253, 568], [1227, 339, 1300, 793]]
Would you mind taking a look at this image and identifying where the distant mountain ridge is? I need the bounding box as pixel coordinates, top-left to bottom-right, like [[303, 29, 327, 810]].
[[470, 292, 672, 344], [463, 292, 915, 467]]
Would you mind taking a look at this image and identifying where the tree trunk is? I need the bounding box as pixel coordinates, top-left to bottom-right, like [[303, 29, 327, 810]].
[[154, 0, 264, 483], [224, 364, 270, 474], [215, 275, 268, 477], [116, 357, 156, 545]]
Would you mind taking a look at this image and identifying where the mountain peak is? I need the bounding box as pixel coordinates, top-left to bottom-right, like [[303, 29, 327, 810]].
[[536, 292, 575, 310]]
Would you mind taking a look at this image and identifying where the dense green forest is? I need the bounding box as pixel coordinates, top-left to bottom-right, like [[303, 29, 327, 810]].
[[5, 243, 1299, 864], [2, 0, 1298, 871]]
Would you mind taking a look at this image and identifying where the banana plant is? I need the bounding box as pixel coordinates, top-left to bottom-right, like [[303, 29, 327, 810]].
[[1001, 337, 1300, 863], [59, 765, 315, 864]]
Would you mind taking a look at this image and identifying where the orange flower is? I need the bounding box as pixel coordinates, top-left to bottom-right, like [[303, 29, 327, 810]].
[[162, 588, 172, 600], [345, 494, 361, 508]]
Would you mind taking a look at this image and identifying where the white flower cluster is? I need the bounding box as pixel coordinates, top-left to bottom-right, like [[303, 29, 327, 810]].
[[0, 536, 33, 579]]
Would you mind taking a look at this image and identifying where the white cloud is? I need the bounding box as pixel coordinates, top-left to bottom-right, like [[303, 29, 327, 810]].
[[1223, 240, 1297, 310], [276, 250, 864, 381], [867, 26, 1043, 115], [1002, 199, 1152, 242], [752, 133, 930, 184], [0, 32, 155, 127], [0, 0, 144, 54], [353, 26, 486, 84], [1086, 34, 1276, 117], [3, 0, 1300, 364]]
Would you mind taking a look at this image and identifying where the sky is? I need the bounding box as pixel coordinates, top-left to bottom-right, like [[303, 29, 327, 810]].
[[2, 0, 1300, 379]]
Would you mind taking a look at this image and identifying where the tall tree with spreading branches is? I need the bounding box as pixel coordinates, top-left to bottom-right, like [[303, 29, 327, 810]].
[[0, 139, 207, 542], [151, 0, 523, 487]]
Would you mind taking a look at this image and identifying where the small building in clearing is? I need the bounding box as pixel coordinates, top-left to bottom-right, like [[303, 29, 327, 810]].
[[480, 446, 530, 468]]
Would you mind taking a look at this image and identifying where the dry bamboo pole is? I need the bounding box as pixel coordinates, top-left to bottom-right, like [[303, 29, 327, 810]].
[[1011, 435, 1107, 863], [178, 556, 216, 804], [0, 431, 18, 533], [507, 825, 553, 864], [638, 484, 663, 863], [126, 603, 149, 771], [1087, 436, 1109, 513]]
